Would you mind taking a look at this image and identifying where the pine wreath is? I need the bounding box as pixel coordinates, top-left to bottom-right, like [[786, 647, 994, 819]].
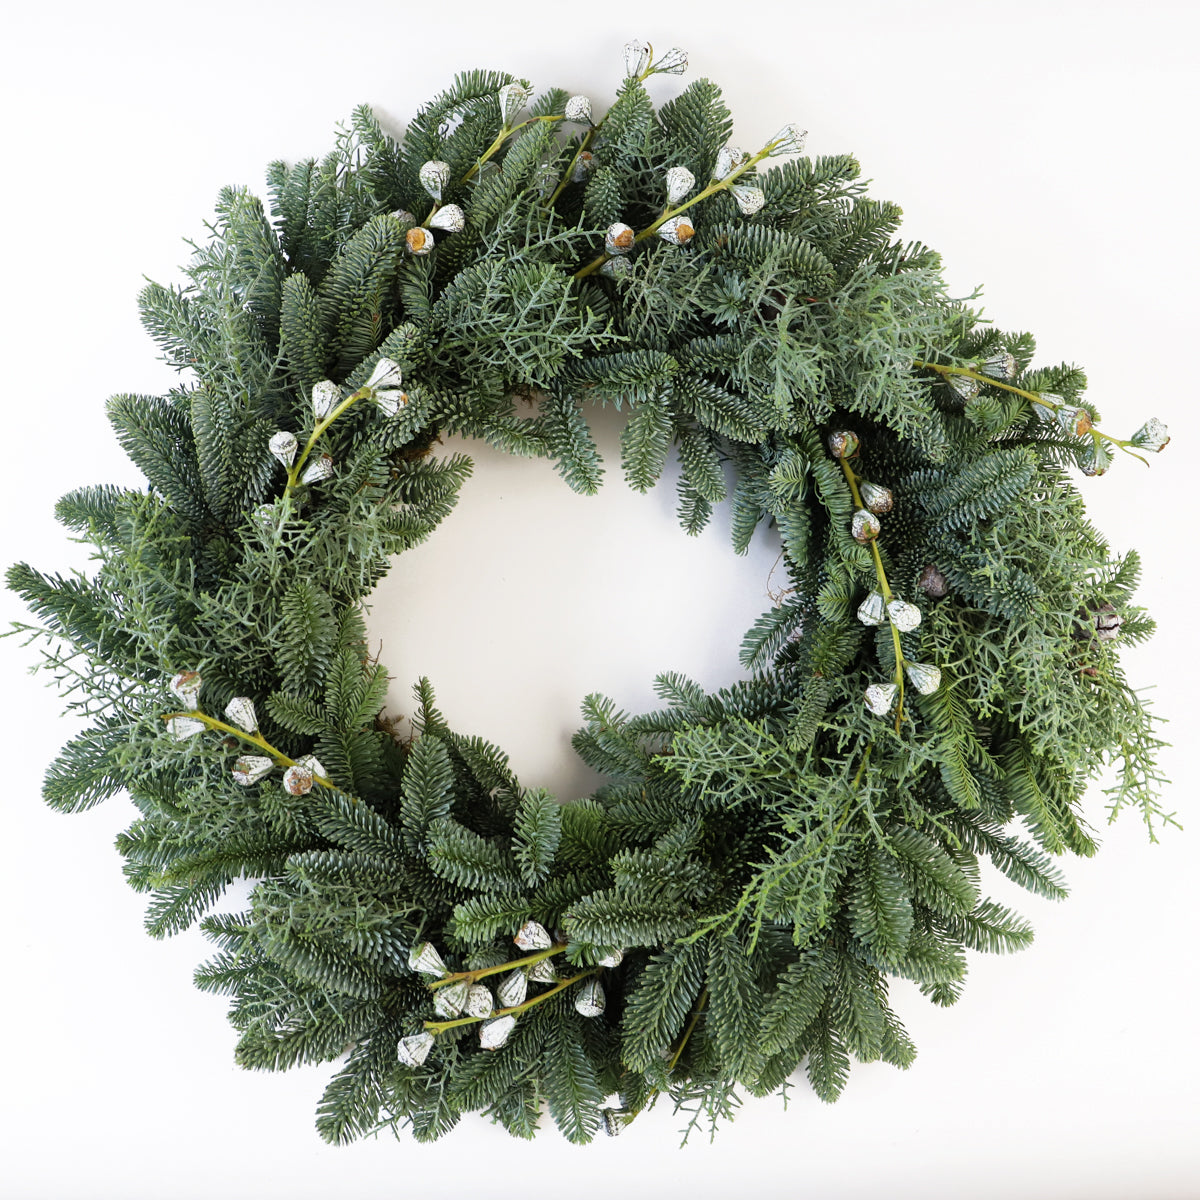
[[6, 42, 1172, 1145]]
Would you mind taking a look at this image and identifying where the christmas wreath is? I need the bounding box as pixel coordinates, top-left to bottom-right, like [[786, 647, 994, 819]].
[[7, 42, 1171, 1145]]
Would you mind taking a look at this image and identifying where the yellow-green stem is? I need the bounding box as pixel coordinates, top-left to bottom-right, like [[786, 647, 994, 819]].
[[459, 114, 565, 187], [667, 988, 709, 1071], [284, 387, 372, 498], [161, 710, 336, 789], [423, 968, 598, 1034], [427, 943, 567, 990]]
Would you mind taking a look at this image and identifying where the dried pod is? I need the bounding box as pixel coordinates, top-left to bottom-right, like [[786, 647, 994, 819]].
[[599, 257, 632, 280], [571, 151, 595, 183], [170, 670, 202, 707], [623, 38, 652, 78], [480, 1015, 517, 1051], [597, 948, 624, 969], [366, 358, 404, 390], [852, 508, 881, 543], [231, 755, 273, 786], [947, 373, 980, 402], [605, 223, 636, 255], [982, 347, 1017, 379], [311, 380, 340, 419], [864, 683, 898, 717], [408, 942, 448, 977], [1077, 439, 1112, 476], [857, 591, 886, 627], [167, 716, 205, 740], [514, 920, 553, 951], [886, 599, 922, 633], [767, 124, 807, 156], [602, 1108, 625, 1137], [391, 209, 416, 227], [827, 429, 859, 459], [406, 226, 434, 256], [224, 696, 258, 733], [713, 146, 745, 179], [497, 969, 528, 1009], [269, 431, 297, 468], [657, 216, 695, 245], [397, 1032, 434, 1068], [1057, 405, 1093, 437], [465, 984, 495, 1020], [498, 83, 528, 125], [300, 454, 334, 485], [665, 166, 695, 205], [428, 204, 465, 234], [527, 959, 558, 984], [860, 480, 893, 514], [905, 662, 942, 695], [564, 94, 592, 123], [574, 978, 606, 1018], [433, 981, 469, 1019], [282, 763, 314, 795], [373, 388, 408, 417], [1094, 603, 1123, 642], [1131, 417, 1170, 453], [418, 160, 451, 201], [655, 46, 688, 74], [730, 184, 765, 215], [916, 564, 949, 599], [297, 754, 325, 780]]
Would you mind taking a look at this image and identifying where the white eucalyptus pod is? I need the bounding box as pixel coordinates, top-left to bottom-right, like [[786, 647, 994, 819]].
[[231, 755, 273, 786], [428, 204, 465, 234], [574, 978, 606, 1018], [418, 159, 451, 201], [497, 969, 528, 1009], [373, 388, 408, 417], [1131, 417, 1170, 453], [224, 696, 258, 733], [391, 209, 417, 227], [851, 508, 881, 543], [297, 754, 326, 781], [982, 347, 1017, 379], [433, 981, 469, 1019], [605, 223, 636, 255], [167, 716, 205, 740], [514, 920, 553, 951], [252, 503, 278, 532], [827, 429, 859, 458], [602, 1108, 625, 1137], [571, 150, 595, 182], [730, 184, 765, 216], [857, 591, 886, 626], [311, 380, 340, 419], [1036, 392, 1065, 417], [300, 454, 334, 485], [655, 46, 688, 74], [1094, 603, 1123, 642], [1056, 405, 1093, 437], [564, 94, 592, 123], [527, 959, 558, 984], [465, 984, 495, 1020], [599, 257, 632, 280], [947, 373, 979, 402], [282, 763, 314, 795], [905, 661, 942, 695], [408, 941, 448, 977], [480, 1015, 517, 1051], [169, 670, 202, 707], [864, 683, 898, 717], [713, 146, 745, 179], [658, 216, 695, 246], [597, 948, 624, 968], [406, 226, 435, 256], [268, 430, 297, 468], [397, 1032, 434, 1068], [1077, 439, 1112, 477], [767, 124, 807, 156], [665, 166, 695, 205], [860, 480, 894, 514], [623, 38, 652, 78], [498, 83, 528, 125], [366, 357, 404, 390], [887, 599, 922, 633]]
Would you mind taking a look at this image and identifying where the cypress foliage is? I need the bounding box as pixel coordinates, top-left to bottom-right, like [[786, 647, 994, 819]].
[[5, 46, 1171, 1147]]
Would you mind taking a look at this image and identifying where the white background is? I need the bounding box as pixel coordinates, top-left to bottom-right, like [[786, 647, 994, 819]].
[[2, 2, 1198, 1196]]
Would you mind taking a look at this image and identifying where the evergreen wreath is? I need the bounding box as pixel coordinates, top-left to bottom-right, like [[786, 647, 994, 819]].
[[7, 41, 1173, 1146]]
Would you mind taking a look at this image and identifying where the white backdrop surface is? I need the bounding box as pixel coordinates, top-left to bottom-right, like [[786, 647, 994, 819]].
[[2, 2, 1198, 1197]]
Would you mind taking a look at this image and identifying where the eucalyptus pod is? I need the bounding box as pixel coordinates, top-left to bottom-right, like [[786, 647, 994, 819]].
[[418, 160, 450, 201], [397, 1032, 434, 1068], [859, 480, 893, 513], [514, 920, 553, 951], [982, 346, 1017, 379], [169, 670, 202, 707], [311, 380, 340, 420], [665, 166, 695, 205], [269, 431, 297, 468], [1131, 418, 1170, 452], [224, 696, 258, 733], [480, 1016, 516, 1051], [564, 94, 592, 123], [231, 755, 273, 786], [852, 508, 881, 543], [433, 981, 469, 1018], [857, 591, 886, 626], [864, 683, 897, 717], [428, 204, 465, 233], [408, 942, 448, 977], [658, 216, 695, 245], [905, 662, 942, 694], [886, 599, 922, 633], [574, 978, 606, 1018]]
